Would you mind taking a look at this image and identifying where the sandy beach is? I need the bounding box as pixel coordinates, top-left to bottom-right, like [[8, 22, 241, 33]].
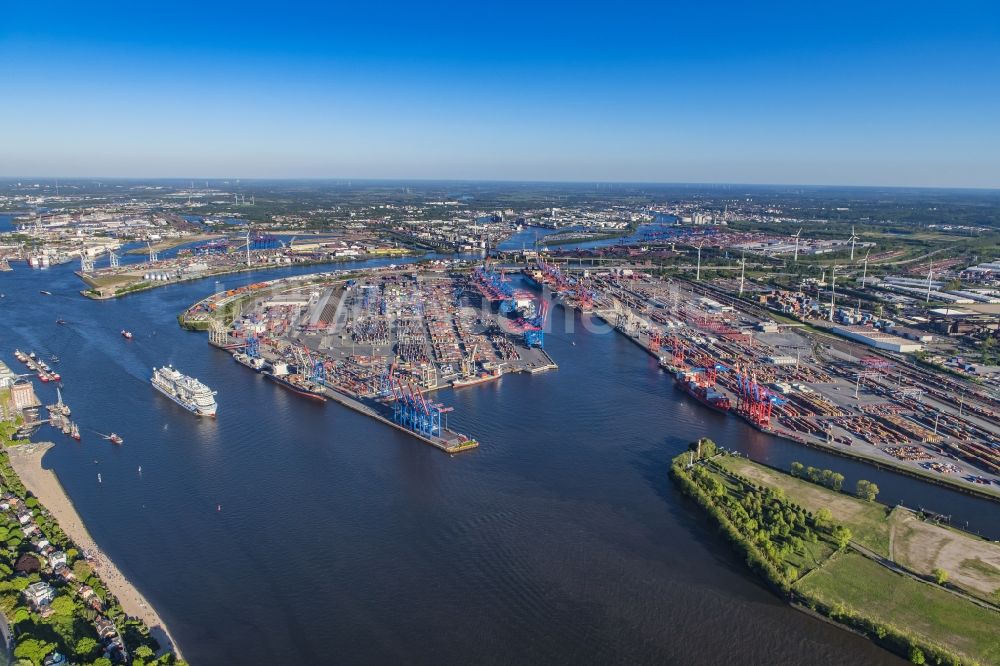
[[7, 442, 183, 660]]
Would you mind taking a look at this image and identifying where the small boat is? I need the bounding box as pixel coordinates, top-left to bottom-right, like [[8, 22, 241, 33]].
[[108, 433, 123, 445], [50, 372, 61, 381], [56, 318, 66, 325], [71, 423, 81, 441], [40, 290, 52, 296], [121, 330, 133, 340], [97, 473, 102, 484], [50, 355, 59, 363], [38, 373, 50, 383], [28, 351, 36, 360]]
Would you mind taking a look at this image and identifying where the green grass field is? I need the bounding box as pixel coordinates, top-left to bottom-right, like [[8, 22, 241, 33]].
[[796, 552, 1000, 665]]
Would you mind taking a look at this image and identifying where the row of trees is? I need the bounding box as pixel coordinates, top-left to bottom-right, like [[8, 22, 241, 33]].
[[790, 461, 880, 502], [790, 462, 845, 491]]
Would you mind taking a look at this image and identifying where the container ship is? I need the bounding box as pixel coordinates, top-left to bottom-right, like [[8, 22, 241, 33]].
[[264, 362, 327, 402], [232, 352, 267, 372], [451, 369, 502, 389], [151, 365, 218, 416], [521, 268, 544, 289], [675, 370, 731, 413]]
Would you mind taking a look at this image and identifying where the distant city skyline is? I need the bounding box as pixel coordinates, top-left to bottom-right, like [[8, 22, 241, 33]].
[[1, 1, 998, 187]]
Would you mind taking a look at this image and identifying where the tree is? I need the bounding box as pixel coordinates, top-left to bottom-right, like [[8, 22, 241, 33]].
[[11, 606, 30, 624], [13, 638, 55, 666], [832, 525, 852, 550], [909, 645, 926, 664], [830, 472, 845, 492], [72, 559, 93, 580], [706, 477, 725, 498], [692, 438, 717, 459], [50, 594, 76, 617], [981, 336, 996, 365], [75, 637, 99, 660], [932, 568, 948, 585], [815, 507, 833, 529], [790, 461, 804, 478], [135, 646, 155, 660], [821, 469, 834, 488], [856, 479, 879, 502], [92, 658, 113, 666]]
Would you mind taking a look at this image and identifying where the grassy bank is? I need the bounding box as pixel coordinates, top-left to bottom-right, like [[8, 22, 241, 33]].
[[671, 440, 1000, 665]]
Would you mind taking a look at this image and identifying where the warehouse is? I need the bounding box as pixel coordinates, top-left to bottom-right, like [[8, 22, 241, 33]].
[[832, 326, 924, 353]]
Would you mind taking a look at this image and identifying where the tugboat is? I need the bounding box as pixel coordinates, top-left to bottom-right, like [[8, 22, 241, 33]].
[[70, 423, 81, 441], [121, 330, 133, 340], [108, 433, 123, 445]]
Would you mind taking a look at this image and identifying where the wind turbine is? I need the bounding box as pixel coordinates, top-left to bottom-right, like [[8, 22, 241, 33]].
[[694, 241, 704, 281], [848, 226, 859, 261], [860, 249, 871, 288], [926, 261, 934, 303], [792, 227, 802, 262], [829, 265, 839, 321], [738, 251, 747, 296]]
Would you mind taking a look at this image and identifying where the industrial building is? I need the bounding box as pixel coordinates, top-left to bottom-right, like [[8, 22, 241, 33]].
[[832, 326, 924, 353]]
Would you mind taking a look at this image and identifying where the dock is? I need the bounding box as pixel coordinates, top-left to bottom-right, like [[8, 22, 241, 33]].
[[321, 386, 478, 454]]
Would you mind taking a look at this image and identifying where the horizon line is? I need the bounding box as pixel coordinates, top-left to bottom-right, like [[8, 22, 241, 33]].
[[1, 176, 999, 193]]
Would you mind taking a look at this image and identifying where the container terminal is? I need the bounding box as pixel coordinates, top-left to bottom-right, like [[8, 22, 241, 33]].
[[517, 258, 1000, 497], [181, 264, 558, 453], [177, 257, 1000, 493]]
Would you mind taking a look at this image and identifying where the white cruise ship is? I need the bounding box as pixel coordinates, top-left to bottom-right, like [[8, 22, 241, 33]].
[[151, 365, 218, 416]]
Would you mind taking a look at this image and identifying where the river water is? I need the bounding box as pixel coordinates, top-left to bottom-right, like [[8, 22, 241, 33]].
[[4, 252, 998, 665]]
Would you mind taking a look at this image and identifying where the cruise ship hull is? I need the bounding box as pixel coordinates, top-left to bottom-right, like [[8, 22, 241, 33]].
[[151, 381, 217, 416]]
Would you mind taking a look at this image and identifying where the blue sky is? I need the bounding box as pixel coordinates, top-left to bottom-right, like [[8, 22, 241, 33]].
[[1, 1, 998, 187]]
